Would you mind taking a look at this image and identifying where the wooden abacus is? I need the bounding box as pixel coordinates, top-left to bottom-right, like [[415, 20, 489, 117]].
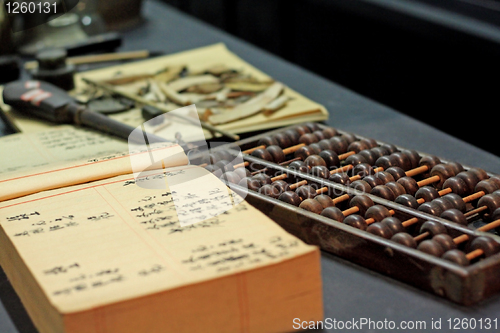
[[192, 122, 500, 305]]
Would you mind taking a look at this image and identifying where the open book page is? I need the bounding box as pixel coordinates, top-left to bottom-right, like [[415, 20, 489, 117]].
[[0, 165, 316, 314], [0, 125, 188, 201]]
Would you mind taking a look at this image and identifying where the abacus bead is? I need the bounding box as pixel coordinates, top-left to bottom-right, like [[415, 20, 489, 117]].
[[205, 164, 217, 173], [342, 133, 357, 144], [321, 207, 345, 222], [375, 155, 397, 170], [492, 208, 500, 222], [442, 250, 470, 266], [419, 155, 441, 177], [253, 173, 272, 186], [442, 177, 468, 196], [319, 150, 340, 168], [363, 175, 383, 188], [257, 136, 278, 147], [329, 173, 351, 186], [418, 202, 444, 217], [272, 180, 291, 194], [329, 136, 349, 154], [299, 133, 318, 145], [490, 177, 500, 188], [294, 146, 316, 161], [440, 209, 468, 226], [380, 144, 398, 154], [259, 184, 280, 198], [468, 167, 488, 182], [381, 217, 405, 234], [272, 132, 292, 148], [353, 163, 374, 177], [240, 178, 261, 191], [475, 179, 500, 195], [366, 222, 394, 239], [322, 127, 338, 138], [305, 122, 320, 132], [318, 139, 334, 151], [251, 148, 273, 162], [432, 197, 455, 213], [358, 149, 377, 165], [456, 171, 479, 195], [202, 153, 220, 165], [304, 155, 327, 169], [312, 130, 325, 141], [299, 198, 323, 214], [311, 166, 330, 179], [391, 152, 412, 171], [391, 233, 417, 248], [447, 162, 464, 175], [344, 154, 367, 167], [418, 240, 445, 257], [296, 185, 317, 200], [371, 185, 395, 201], [349, 195, 374, 216], [350, 180, 372, 193], [386, 181, 406, 198], [215, 160, 234, 172], [432, 234, 457, 252], [309, 143, 322, 154], [348, 140, 370, 153], [294, 125, 310, 136], [214, 150, 234, 162], [221, 171, 241, 184], [284, 129, 300, 145], [442, 193, 466, 212], [386, 166, 406, 181], [395, 194, 420, 209], [397, 177, 419, 196], [265, 145, 284, 164], [420, 221, 447, 237], [401, 149, 421, 169], [370, 147, 388, 159], [234, 167, 251, 179], [278, 191, 302, 206], [365, 205, 392, 222], [343, 215, 367, 230], [430, 164, 456, 188], [470, 236, 500, 257], [289, 161, 309, 174], [477, 194, 500, 215], [315, 194, 335, 209], [375, 171, 395, 184], [415, 186, 439, 202]]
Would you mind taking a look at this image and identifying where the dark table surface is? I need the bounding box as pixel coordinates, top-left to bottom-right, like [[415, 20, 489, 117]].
[[1, 1, 500, 332]]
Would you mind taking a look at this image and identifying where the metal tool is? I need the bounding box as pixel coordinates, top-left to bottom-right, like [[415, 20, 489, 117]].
[[2, 80, 168, 144]]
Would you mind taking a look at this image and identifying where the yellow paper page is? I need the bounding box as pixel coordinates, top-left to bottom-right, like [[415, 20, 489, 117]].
[[0, 166, 316, 314]]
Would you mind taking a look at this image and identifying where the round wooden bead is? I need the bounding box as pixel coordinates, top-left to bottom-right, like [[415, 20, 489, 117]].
[[375, 155, 397, 170], [363, 175, 383, 188], [385, 166, 406, 181], [299, 133, 318, 145], [418, 240, 445, 257], [370, 147, 389, 159], [296, 185, 317, 200], [272, 132, 292, 148], [251, 148, 273, 162], [253, 173, 272, 186], [294, 125, 310, 136], [468, 167, 488, 182], [419, 155, 441, 177], [214, 150, 234, 162], [391, 233, 417, 248], [264, 145, 284, 164], [381, 217, 405, 234], [442, 177, 468, 196], [478, 194, 500, 217], [211, 168, 223, 178], [420, 221, 447, 237], [397, 177, 419, 196], [456, 171, 479, 195], [288, 160, 309, 174], [329, 172, 351, 186], [350, 180, 372, 193], [305, 122, 320, 132], [233, 167, 251, 179], [312, 130, 326, 141], [415, 186, 439, 202], [469, 236, 500, 257], [311, 166, 330, 179], [386, 181, 406, 198], [432, 234, 457, 252], [390, 152, 412, 171], [344, 154, 368, 167], [365, 205, 392, 222], [375, 171, 395, 185], [272, 180, 291, 194], [366, 222, 394, 239], [395, 194, 420, 209], [349, 195, 374, 216], [362, 138, 378, 148], [341, 133, 357, 144], [440, 209, 467, 226], [304, 155, 327, 169], [447, 161, 464, 175], [371, 185, 395, 201], [322, 127, 338, 138], [418, 202, 444, 217], [343, 215, 367, 230], [380, 144, 398, 154], [492, 207, 500, 222], [299, 198, 323, 214], [353, 163, 373, 178], [309, 143, 322, 154], [215, 160, 234, 172], [257, 136, 278, 147], [201, 153, 220, 165], [278, 191, 302, 206], [347, 140, 370, 153], [320, 207, 345, 222], [329, 136, 349, 154], [432, 197, 455, 213], [294, 146, 316, 161], [204, 164, 217, 173], [259, 184, 280, 198], [442, 250, 470, 266], [401, 149, 421, 169], [319, 150, 340, 168], [315, 194, 335, 209], [284, 129, 300, 145], [358, 149, 378, 165], [442, 193, 466, 212], [221, 171, 241, 184], [430, 164, 456, 188], [240, 177, 261, 191], [318, 139, 334, 151], [475, 179, 500, 195]]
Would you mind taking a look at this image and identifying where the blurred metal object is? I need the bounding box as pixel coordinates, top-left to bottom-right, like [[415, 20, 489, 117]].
[[97, 0, 144, 30], [31, 49, 76, 90]]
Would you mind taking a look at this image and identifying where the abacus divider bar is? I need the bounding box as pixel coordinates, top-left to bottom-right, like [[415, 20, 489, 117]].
[[405, 165, 429, 177], [417, 175, 441, 187]]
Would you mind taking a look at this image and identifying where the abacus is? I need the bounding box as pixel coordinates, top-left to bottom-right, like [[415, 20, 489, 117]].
[[193, 123, 500, 305]]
